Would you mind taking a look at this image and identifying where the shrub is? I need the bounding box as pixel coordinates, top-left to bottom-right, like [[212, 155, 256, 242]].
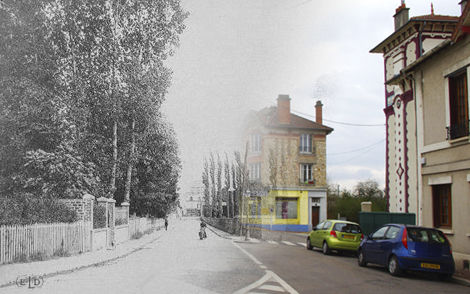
[[0, 194, 77, 226]]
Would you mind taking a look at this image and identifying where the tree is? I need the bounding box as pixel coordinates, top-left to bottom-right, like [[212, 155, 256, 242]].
[[216, 153, 223, 217], [354, 179, 384, 199], [224, 153, 231, 217], [202, 158, 210, 217], [209, 152, 216, 217]]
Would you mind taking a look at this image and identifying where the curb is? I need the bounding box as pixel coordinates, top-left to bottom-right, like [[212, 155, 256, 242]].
[[205, 224, 234, 240], [0, 230, 164, 289], [452, 276, 470, 287]]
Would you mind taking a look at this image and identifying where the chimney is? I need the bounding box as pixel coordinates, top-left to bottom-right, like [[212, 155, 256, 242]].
[[315, 100, 323, 124], [277, 94, 291, 124], [460, 0, 468, 13], [394, 1, 410, 31]]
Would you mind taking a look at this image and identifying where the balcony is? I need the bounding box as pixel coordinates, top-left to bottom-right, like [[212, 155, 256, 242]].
[[299, 179, 316, 186], [446, 121, 469, 140]]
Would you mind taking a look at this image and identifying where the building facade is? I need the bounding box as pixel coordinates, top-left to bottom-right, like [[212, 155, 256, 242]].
[[371, 2, 459, 216], [372, 1, 470, 276], [243, 95, 333, 232]]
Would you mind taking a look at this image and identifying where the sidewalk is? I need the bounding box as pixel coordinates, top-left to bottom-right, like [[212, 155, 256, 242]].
[[0, 228, 166, 288]]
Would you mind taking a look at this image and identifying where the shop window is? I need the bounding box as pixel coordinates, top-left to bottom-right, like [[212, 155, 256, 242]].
[[275, 197, 298, 219]]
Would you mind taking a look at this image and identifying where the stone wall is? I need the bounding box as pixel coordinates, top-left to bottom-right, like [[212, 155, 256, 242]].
[[60, 194, 94, 222]]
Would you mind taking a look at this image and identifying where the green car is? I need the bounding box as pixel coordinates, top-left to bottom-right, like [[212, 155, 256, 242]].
[[306, 220, 364, 255]]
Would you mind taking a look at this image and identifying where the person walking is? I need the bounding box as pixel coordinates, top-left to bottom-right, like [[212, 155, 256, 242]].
[[164, 218, 168, 231]]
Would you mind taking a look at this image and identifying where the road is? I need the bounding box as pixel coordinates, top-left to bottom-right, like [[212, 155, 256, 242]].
[[3, 218, 267, 294], [3, 218, 469, 293], [238, 236, 469, 294]]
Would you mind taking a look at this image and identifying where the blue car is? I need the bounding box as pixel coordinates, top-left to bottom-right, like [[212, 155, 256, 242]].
[[358, 224, 454, 278]]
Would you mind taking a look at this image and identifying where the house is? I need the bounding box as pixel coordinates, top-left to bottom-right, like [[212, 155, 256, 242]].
[[243, 95, 333, 232], [372, 0, 470, 276], [183, 184, 203, 216]]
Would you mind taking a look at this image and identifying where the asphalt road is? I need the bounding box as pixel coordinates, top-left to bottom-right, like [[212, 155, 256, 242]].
[[239, 238, 469, 294], [2, 218, 265, 294]]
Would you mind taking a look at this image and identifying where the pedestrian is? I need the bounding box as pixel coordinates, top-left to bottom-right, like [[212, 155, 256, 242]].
[[165, 218, 168, 231]]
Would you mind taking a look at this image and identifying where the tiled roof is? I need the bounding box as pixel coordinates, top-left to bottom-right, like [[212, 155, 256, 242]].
[[255, 107, 333, 133]]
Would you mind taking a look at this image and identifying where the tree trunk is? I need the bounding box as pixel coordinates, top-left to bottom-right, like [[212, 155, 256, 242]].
[[109, 119, 118, 198], [124, 117, 135, 203]]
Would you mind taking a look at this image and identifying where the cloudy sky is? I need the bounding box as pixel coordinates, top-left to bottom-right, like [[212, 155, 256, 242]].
[[162, 0, 462, 195]]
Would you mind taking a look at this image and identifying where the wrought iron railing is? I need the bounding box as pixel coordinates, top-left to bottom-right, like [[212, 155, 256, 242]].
[[446, 120, 469, 140]]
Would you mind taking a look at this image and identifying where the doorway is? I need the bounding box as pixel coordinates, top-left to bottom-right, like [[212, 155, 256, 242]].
[[311, 206, 320, 227]]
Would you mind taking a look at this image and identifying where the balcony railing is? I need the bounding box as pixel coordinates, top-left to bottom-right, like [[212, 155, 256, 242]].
[[299, 179, 316, 186], [446, 121, 469, 140]]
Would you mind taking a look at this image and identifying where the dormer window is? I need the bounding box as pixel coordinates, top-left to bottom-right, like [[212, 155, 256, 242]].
[[299, 134, 312, 153]]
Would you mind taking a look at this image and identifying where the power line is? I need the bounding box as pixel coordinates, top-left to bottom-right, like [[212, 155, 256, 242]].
[[327, 139, 385, 156], [292, 110, 385, 127]]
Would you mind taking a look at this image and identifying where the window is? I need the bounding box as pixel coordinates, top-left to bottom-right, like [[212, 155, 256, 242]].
[[300, 164, 313, 183], [275, 197, 298, 219], [371, 226, 389, 240], [433, 184, 452, 228], [384, 226, 400, 239], [447, 70, 468, 140], [315, 221, 325, 230], [322, 221, 332, 230], [333, 223, 362, 234], [299, 134, 312, 153], [407, 228, 447, 244], [251, 134, 261, 152], [249, 163, 261, 181]]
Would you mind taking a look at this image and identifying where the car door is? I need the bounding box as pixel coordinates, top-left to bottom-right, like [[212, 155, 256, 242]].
[[365, 226, 389, 264], [319, 221, 333, 244], [376, 225, 401, 265], [310, 221, 325, 247]]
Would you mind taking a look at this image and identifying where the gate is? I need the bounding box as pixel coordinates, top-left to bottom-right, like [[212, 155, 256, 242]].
[[359, 212, 415, 235]]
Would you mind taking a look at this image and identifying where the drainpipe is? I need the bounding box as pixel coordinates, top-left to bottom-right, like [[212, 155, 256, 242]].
[[411, 71, 424, 226]]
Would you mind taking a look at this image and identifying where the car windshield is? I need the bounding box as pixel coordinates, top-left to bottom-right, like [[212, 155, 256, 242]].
[[407, 228, 447, 244], [333, 223, 362, 234]]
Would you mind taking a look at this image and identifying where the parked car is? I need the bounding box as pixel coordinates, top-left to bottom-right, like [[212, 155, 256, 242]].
[[357, 224, 455, 279], [306, 220, 363, 255]]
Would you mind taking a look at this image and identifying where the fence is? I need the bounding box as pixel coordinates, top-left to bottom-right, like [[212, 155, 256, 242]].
[[129, 217, 164, 238], [359, 212, 416, 235], [0, 222, 91, 265]]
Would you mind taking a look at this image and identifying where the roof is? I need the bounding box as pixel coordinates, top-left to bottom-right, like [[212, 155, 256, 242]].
[[410, 14, 459, 22], [370, 14, 458, 54], [452, 2, 470, 41], [252, 106, 333, 134]]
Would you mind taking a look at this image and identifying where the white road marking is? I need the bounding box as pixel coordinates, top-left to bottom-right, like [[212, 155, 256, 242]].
[[281, 241, 295, 246], [233, 271, 299, 294], [297, 242, 305, 247], [232, 242, 263, 265], [259, 284, 285, 291], [267, 240, 278, 245]]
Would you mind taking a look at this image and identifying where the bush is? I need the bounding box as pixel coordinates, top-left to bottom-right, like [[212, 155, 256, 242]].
[[0, 194, 77, 225], [93, 205, 107, 229]]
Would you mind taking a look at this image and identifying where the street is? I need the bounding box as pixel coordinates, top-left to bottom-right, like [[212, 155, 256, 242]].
[[3, 219, 468, 294]]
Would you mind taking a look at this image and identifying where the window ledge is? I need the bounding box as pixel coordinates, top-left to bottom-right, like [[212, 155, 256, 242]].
[[439, 229, 454, 235], [448, 136, 469, 144]]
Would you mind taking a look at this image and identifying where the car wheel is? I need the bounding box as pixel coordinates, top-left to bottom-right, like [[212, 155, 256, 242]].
[[358, 250, 367, 267], [388, 255, 402, 276], [306, 237, 313, 250], [322, 241, 330, 255]]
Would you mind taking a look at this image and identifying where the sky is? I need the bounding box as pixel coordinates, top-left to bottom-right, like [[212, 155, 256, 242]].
[[162, 0, 462, 196]]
